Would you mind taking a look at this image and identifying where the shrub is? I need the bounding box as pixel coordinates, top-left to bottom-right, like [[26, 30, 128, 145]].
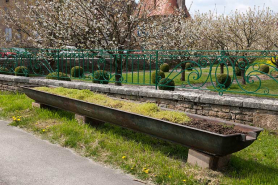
[[15, 66, 29, 77], [151, 71, 165, 84], [160, 63, 170, 72], [0, 67, 9, 75], [217, 74, 231, 89], [93, 70, 109, 84], [235, 67, 241, 76], [185, 63, 192, 71], [259, 64, 269, 74], [71, 66, 84, 77], [158, 78, 175, 91], [46, 72, 71, 81]]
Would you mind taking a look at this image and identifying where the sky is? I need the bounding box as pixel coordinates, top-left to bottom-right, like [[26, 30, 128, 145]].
[[185, 0, 278, 15]]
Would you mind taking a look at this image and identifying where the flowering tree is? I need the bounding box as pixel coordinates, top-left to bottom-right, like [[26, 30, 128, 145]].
[[1, 1, 278, 86], [1, 0, 157, 85]]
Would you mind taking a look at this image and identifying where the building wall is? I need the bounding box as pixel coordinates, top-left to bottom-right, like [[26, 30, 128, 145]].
[[0, 0, 30, 48]]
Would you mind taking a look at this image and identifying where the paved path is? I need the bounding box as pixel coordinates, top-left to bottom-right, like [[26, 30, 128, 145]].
[[0, 120, 143, 185]]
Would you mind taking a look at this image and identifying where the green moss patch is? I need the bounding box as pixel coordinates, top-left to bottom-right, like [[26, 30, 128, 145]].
[[35, 87, 191, 124]]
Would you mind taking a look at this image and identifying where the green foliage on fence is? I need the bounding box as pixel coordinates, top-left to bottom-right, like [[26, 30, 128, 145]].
[[46, 72, 71, 81], [0, 67, 9, 75], [71, 66, 84, 78], [160, 63, 170, 72], [93, 70, 109, 84], [158, 78, 175, 91], [151, 71, 165, 84], [259, 64, 269, 74], [217, 74, 232, 89], [15, 66, 29, 77]]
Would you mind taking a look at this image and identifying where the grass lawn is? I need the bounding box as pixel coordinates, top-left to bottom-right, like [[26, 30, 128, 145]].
[[208, 80, 278, 98], [74, 71, 216, 86], [75, 64, 268, 86], [0, 92, 277, 184]]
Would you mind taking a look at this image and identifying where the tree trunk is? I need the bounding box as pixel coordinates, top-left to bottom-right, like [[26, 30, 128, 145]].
[[241, 69, 246, 85], [180, 63, 185, 81], [115, 58, 122, 86], [220, 63, 224, 74]]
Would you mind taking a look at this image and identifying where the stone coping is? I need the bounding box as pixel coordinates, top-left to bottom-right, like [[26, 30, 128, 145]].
[[1, 74, 278, 112]]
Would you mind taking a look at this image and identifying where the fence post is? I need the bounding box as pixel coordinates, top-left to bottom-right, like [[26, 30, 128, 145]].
[[155, 50, 159, 90]]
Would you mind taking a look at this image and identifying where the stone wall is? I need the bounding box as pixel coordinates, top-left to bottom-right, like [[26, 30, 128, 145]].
[[0, 74, 277, 131]]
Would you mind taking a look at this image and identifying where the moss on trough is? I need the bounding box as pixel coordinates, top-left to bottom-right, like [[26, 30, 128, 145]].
[[35, 87, 191, 124]]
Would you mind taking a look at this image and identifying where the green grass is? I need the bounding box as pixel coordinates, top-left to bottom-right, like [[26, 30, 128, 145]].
[[74, 65, 268, 86], [0, 92, 278, 184], [208, 79, 278, 98]]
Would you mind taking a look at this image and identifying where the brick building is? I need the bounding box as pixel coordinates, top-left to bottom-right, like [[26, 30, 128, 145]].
[[141, 0, 190, 17]]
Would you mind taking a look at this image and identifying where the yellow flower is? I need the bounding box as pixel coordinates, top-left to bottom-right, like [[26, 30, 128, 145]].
[[143, 169, 149, 174], [17, 119, 20, 121], [35, 123, 38, 125], [42, 129, 45, 132], [183, 179, 186, 182], [122, 156, 126, 159], [131, 168, 134, 170], [168, 175, 172, 178], [258, 139, 261, 141]]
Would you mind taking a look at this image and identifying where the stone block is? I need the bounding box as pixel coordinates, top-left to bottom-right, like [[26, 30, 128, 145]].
[[211, 105, 221, 112], [167, 104, 176, 110], [75, 114, 104, 127], [200, 95, 243, 107], [187, 149, 231, 170], [208, 111, 218, 117], [178, 92, 200, 102], [218, 112, 232, 119], [236, 114, 246, 121], [202, 110, 209, 116], [254, 111, 278, 131], [186, 109, 196, 114], [230, 107, 241, 114], [32, 102, 58, 110], [196, 110, 203, 115], [193, 105, 202, 110]]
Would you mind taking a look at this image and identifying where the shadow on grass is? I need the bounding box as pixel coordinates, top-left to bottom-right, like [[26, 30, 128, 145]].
[[95, 123, 189, 161], [36, 107, 189, 162], [223, 155, 278, 183]]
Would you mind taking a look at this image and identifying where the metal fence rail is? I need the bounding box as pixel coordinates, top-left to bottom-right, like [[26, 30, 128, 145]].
[[1, 48, 278, 97]]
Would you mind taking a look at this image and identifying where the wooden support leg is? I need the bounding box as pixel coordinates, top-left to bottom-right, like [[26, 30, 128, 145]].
[[187, 149, 231, 170], [32, 102, 58, 110], [75, 114, 104, 127]]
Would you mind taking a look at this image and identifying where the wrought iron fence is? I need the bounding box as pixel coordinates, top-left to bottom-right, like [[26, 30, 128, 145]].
[[1, 48, 278, 97]]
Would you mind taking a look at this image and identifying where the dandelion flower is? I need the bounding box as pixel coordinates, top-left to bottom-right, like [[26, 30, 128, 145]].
[[143, 169, 149, 174], [183, 179, 186, 182], [168, 175, 172, 178], [42, 129, 45, 132], [122, 156, 126, 159]]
